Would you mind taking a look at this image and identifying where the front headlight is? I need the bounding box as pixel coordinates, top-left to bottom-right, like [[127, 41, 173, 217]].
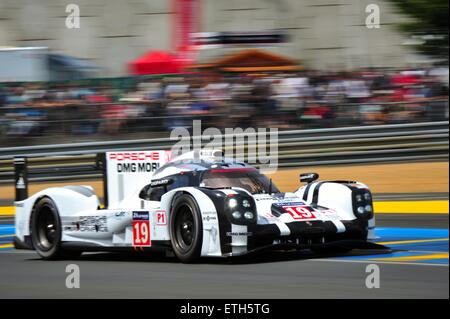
[[355, 194, 363, 203], [242, 199, 251, 208], [357, 206, 365, 214], [243, 211, 254, 220], [364, 192, 372, 201], [365, 205, 373, 213], [232, 211, 241, 219], [228, 198, 238, 209]]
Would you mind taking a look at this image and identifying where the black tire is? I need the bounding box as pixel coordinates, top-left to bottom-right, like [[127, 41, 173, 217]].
[[30, 197, 82, 260], [169, 194, 203, 263]]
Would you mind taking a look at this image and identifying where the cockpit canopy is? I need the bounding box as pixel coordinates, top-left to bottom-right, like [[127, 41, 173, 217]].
[[200, 168, 279, 194], [139, 167, 280, 201]]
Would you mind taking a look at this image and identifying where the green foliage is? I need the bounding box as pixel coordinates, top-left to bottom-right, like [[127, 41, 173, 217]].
[[389, 0, 449, 61]]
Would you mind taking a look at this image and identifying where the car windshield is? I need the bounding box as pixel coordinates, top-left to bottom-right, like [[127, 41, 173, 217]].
[[200, 168, 280, 194]]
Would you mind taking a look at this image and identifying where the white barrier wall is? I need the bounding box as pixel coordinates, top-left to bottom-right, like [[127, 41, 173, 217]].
[[0, 0, 420, 76]]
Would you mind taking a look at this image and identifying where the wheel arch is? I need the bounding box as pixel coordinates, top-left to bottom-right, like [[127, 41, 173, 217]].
[[29, 194, 52, 234], [295, 181, 375, 240], [26, 187, 100, 235], [160, 187, 223, 257]]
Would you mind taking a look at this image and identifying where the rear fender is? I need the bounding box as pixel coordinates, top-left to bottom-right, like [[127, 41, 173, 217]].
[[14, 186, 100, 241]]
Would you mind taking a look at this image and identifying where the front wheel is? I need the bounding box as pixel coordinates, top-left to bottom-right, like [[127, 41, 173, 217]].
[[30, 197, 81, 260], [169, 194, 203, 263]]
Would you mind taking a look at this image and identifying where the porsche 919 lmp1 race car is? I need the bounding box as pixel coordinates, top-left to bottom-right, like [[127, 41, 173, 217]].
[[13, 149, 377, 262]]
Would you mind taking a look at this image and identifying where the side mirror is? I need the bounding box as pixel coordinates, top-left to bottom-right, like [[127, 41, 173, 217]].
[[300, 173, 319, 184], [139, 184, 151, 200]]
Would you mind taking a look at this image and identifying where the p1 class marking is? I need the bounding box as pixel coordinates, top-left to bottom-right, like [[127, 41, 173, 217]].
[[156, 210, 167, 225]]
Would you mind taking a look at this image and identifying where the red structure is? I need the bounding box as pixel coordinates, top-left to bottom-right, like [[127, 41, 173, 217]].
[[127, 0, 200, 75], [128, 50, 184, 75], [172, 0, 200, 57]]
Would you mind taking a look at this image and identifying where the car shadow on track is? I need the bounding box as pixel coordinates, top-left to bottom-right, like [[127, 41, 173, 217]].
[[229, 248, 395, 265], [26, 248, 395, 265]]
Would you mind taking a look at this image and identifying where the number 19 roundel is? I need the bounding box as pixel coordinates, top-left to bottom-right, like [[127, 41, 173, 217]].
[[132, 211, 151, 246], [282, 206, 317, 220]]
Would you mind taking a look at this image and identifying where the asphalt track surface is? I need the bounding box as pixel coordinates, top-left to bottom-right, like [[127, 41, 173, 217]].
[[0, 214, 448, 299]]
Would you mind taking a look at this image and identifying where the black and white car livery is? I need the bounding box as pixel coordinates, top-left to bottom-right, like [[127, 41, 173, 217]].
[[14, 149, 377, 262]]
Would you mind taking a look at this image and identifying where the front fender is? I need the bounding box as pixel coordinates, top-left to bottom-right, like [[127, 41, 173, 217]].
[[161, 187, 222, 257], [295, 181, 375, 240]]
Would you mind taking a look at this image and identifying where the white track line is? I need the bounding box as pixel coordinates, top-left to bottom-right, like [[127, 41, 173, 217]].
[[310, 258, 449, 267]]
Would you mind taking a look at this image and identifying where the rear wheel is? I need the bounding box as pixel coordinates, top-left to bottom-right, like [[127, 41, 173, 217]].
[[169, 194, 203, 263], [30, 197, 81, 260]]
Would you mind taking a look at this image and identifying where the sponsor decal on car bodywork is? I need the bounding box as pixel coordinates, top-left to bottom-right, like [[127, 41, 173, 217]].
[[63, 216, 108, 232], [202, 211, 217, 222], [226, 231, 253, 236]]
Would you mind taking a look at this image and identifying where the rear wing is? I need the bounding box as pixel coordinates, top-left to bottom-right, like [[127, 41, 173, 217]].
[[101, 151, 172, 207], [14, 150, 172, 208]]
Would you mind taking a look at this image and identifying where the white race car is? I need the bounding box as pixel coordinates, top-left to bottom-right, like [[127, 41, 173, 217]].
[[14, 149, 377, 262]]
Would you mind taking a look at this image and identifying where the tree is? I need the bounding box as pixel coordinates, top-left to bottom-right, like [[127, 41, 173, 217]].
[[389, 0, 449, 63]]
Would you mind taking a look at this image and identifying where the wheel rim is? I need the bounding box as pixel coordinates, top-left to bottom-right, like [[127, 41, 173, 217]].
[[36, 205, 57, 251], [174, 205, 195, 253]]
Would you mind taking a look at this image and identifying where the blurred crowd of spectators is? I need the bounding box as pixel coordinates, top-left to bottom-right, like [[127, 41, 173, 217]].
[[0, 68, 448, 145]]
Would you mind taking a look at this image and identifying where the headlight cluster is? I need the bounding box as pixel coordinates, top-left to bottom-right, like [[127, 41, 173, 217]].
[[226, 196, 256, 224], [231, 211, 255, 219], [354, 190, 373, 216]]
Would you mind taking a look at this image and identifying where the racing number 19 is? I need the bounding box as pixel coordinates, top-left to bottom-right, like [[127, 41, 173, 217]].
[[132, 212, 151, 246], [283, 206, 316, 220], [133, 222, 149, 245]]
